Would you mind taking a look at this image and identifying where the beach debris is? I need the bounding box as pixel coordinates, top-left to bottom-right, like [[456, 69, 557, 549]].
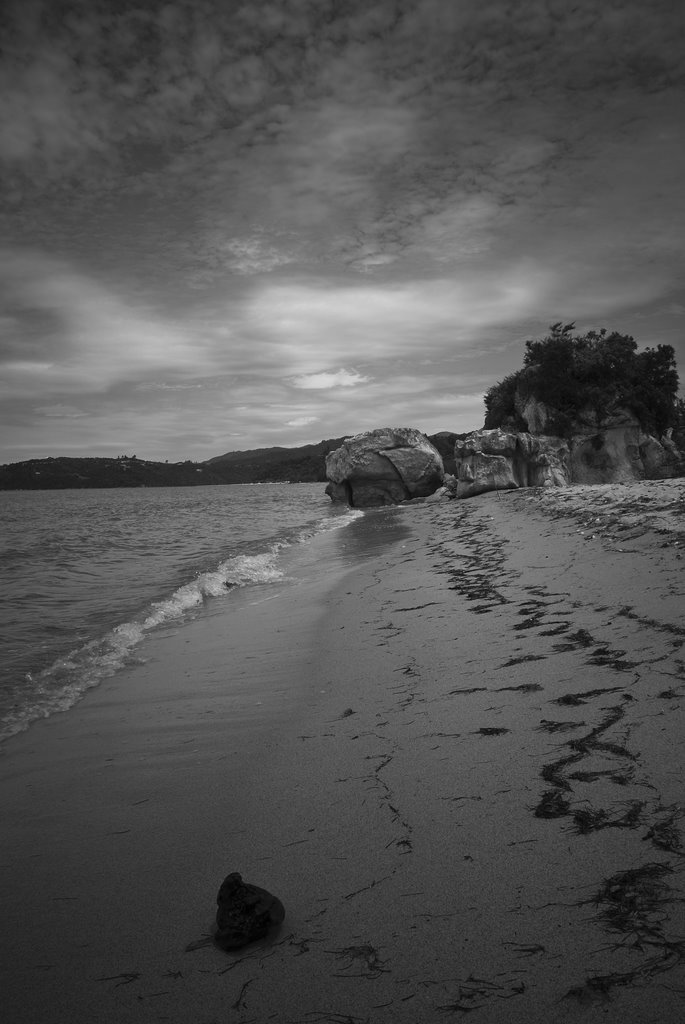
[[327, 943, 388, 978], [537, 718, 585, 733], [564, 976, 613, 1006], [503, 942, 547, 958], [572, 803, 645, 834], [596, 862, 673, 938], [643, 807, 684, 853], [496, 680, 544, 691], [437, 972, 526, 1014], [552, 685, 623, 706], [534, 789, 570, 818], [214, 872, 285, 951], [565, 860, 685, 1003], [573, 807, 609, 833], [231, 978, 253, 1011], [497, 655, 544, 671], [344, 874, 392, 901], [568, 768, 632, 785], [553, 693, 588, 706], [96, 972, 141, 987]]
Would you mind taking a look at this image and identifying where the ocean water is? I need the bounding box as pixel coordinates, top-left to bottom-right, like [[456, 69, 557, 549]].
[[0, 483, 365, 742]]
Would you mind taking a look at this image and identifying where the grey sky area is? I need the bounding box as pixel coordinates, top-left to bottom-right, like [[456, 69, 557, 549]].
[[1, 0, 684, 461]]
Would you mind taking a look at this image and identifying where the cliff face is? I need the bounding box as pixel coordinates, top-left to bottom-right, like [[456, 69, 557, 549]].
[[454, 412, 685, 500], [518, 397, 685, 482], [515, 394, 643, 438]]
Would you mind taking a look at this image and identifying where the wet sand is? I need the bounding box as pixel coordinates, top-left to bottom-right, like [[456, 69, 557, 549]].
[[1, 480, 684, 1023]]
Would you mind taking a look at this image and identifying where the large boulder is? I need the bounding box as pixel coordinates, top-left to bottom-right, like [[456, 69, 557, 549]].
[[325, 427, 444, 507]]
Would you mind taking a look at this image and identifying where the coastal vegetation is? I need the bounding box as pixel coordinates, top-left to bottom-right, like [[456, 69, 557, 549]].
[[484, 323, 681, 437]]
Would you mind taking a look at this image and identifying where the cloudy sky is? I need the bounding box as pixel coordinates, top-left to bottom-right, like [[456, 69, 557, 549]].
[[1, 0, 684, 463]]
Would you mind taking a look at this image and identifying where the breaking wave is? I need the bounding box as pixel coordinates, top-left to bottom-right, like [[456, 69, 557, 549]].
[[1, 500, 363, 741]]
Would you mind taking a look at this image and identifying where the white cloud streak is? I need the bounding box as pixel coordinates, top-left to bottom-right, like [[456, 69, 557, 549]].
[[290, 369, 370, 390], [0, 250, 207, 396]]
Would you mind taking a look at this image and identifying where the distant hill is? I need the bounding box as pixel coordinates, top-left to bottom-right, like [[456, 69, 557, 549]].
[[0, 438, 349, 490], [0, 456, 230, 490], [0, 433, 456, 490], [206, 437, 349, 483]]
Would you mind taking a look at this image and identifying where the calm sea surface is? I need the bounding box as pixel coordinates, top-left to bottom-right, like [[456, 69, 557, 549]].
[[0, 483, 364, 741]]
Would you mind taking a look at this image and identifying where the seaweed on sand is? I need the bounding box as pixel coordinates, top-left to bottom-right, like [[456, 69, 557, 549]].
[[537, 719, 585, 733], [587, 645, 639, 672], [496, 681, 544, 690], [596, 862, 673, 940], [565, 861, 685, 1003], [568, 768, 633, 786], [536, 703, 633, 808], [565, 628, 596, 648], [437, 974, 525, 1014], [327, 944, 388, 979], [553, 693, 588, 706], [643, 808, 684, 854], [572, 807, 609, 833], [534, 789, 571, 819], [552, 686, 623, 706], [572, 801, 643, 835]]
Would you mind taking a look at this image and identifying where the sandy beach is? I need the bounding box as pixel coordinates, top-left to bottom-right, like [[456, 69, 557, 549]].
[[1, 480, 684, 1023]]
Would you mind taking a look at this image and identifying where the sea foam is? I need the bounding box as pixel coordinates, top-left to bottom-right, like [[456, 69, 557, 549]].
[[1, 504, 362, 742]]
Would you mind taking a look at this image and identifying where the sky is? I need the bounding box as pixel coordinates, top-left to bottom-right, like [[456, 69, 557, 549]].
[[1, 0, 684, 463]]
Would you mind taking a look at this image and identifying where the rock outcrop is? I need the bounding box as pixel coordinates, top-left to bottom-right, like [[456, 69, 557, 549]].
[[426, 431, 460, 475], [325, 427, 444, 507], [454, 430, 570, 499], [454, 423, 684, 499], [517, 398, 685, 484]]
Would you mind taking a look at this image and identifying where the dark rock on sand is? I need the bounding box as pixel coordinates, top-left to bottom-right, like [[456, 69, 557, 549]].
[[214, 872, 285, 950]]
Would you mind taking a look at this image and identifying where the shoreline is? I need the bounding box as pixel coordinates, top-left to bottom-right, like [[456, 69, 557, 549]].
[[1, 481, 684, 1022]]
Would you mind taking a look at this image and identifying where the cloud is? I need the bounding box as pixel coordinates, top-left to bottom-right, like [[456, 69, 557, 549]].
[[1, 0, 684, 462], [134, 382, 205, 391], [290, 369, 370, 390], [33, 403, 87, 418], [285, 415, 319, 427], [222, 235, 297, 274], [0, 250, 206, 396], [4, 0, 683, 289], [243, 264, 630, 369]]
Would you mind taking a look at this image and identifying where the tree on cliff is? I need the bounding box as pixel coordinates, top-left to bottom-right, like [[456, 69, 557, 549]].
[[484, 323, 680, 437]]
